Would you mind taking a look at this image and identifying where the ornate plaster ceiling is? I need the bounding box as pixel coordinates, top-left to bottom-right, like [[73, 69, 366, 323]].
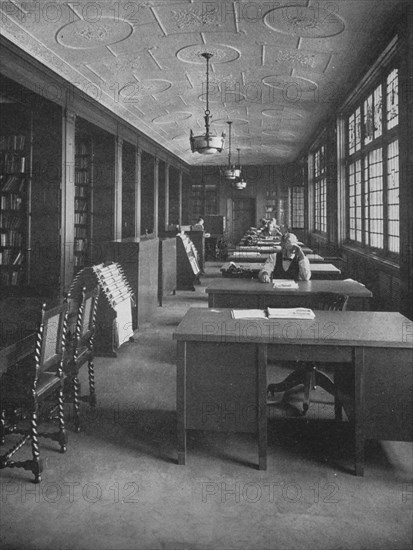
[[0, 0, 406, 166]]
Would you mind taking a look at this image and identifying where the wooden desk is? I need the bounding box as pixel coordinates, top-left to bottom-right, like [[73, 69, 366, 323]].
[[309, 263, 341, 279], [306, 254, 325, 263], [206, 279, 372, 310], [173, 308, 413, 474]]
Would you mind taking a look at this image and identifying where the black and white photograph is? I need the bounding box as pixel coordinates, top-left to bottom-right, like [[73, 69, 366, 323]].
[[0, 1, 412, 549]]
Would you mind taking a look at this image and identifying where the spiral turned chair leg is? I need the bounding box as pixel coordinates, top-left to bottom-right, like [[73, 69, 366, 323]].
[[57, 387, 68, 452], [88, 359, 97, 408], [30, 407, 43, 483], [73, 375, 81, 433]]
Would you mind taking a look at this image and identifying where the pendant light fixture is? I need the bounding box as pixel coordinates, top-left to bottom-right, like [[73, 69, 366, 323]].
[[190, 52, 225, 155], [222, 121, 241, 179], [232, 148, 247, 189]]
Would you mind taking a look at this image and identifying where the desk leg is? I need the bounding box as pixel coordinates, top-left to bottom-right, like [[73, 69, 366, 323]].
[[354, 348, 364, 476], [177, 341, 186, 465], [257, 344, 267, 470]]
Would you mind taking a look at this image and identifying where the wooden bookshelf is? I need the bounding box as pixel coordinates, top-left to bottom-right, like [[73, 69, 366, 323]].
[[0, 132, 29, 288], [74, 136, 93, 275]]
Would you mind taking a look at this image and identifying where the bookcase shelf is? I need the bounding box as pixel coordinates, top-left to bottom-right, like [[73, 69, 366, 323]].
[[74, 135, 93, 275], [0, 132, 29, 288]]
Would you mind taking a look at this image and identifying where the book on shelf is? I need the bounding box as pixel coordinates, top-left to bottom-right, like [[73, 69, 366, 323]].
[[231, 308, 315, 320], [272, 279, 299, 289], [13, 251, 23, 265]]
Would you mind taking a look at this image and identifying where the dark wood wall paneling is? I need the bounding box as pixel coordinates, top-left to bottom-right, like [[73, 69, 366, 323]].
[[122, 140, 136, 240], [157, 160, 166, 234], [140, 151, 154, 235], [86, 121, 115, 265], [169, 166, 180, 226]]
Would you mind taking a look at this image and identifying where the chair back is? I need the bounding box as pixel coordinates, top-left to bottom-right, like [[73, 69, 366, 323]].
[[74, 286, 99, 351], [36, 300, 69, 375], [311, 292, 349, 312]]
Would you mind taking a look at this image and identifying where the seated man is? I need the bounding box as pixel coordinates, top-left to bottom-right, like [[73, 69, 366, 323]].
[[192, 217, 204, 230], [279, 224, 292, 244], [268, 217, 281, 237], [258, 234, 311, 282]]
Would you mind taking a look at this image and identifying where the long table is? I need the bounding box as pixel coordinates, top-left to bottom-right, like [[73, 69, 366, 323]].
[[229, 247, 314, 262], [173, 308, 413, 474], [222, 263, 341, 280], [206, 279, 372, 310]]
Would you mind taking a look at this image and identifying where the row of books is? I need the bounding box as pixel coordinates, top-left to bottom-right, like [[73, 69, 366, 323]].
[[75, 142, 89, 156], [0, 153, 26, 174], [74, 238, 87, 251], [1, 193, 23, 210], [0, 270, 21, 286], [0, 134, 25, 151], [0, 230, 22, 247], [0, 212, 22, 229], [1, 174, 26, 194], [75, 213, 88, 225], [75, 156, 90, 169], [75, 171, 90, 185], [75, 227, 87, 239], [0, 250, 23, 265], [74, 255, 86, 267], [75, 198, 88, 211]]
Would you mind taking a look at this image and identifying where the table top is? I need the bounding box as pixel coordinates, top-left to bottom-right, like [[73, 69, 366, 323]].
[[236, 246, 279, 252], [222, 263, 340, 274], [310, 263, 341, 274], [306, 254, 325, 262], [206, 278, 372, 297], [173, 308, 413, 349], [229, 247, 313, 260]]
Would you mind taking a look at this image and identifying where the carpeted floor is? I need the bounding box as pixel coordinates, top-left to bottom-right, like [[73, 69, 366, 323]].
[[0, 263, 412, 550]]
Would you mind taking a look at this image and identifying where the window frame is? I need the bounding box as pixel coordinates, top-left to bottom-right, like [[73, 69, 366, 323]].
[[289, 185, 305, 229], [344, 64, 400, 261], [312, 143, 327, 235]]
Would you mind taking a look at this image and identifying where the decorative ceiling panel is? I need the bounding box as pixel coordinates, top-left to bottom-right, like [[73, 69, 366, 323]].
[[0, 0, 406, 165]]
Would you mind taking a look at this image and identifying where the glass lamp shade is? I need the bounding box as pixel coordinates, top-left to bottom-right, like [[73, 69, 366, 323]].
[[223, 167, 241, 180], [233, 178, 247, 189], [190, 132, 225, 154]]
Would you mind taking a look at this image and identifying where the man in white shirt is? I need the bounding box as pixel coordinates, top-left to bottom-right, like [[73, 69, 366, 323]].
[[258, 234, 311, 282]]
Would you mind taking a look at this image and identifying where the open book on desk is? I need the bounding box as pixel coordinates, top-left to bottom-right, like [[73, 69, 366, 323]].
[[272, 279, 299, 289], [231, 308, 315, 320]]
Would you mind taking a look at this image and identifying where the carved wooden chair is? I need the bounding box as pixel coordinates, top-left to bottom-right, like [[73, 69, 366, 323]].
[[67, 286, 99, 432], [268, 292, 349, 416], [0, 300, 69, 482]]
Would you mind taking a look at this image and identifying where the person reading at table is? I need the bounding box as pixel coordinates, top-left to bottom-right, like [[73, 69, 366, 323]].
[[258, 234, 311, 282], [268, 217, 281, 237]]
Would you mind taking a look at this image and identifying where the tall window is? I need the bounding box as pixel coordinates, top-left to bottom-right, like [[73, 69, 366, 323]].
[[290, 186, 304, 228], [313, 144, 327, 233], [346, 67, 399, 255]]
